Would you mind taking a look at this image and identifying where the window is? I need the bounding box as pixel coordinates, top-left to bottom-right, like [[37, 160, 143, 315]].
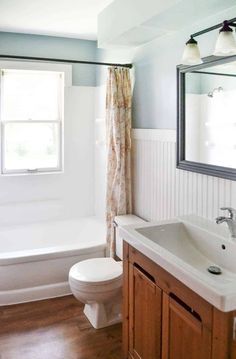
[[0, 69, 64, 174]]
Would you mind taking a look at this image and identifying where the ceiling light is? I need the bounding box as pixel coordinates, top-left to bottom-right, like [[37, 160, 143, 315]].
[[181, 37, 203, 65]]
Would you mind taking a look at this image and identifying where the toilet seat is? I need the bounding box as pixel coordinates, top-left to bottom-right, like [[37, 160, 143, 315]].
[[69, 275, 122, 292], [69, 258, 122, 287]]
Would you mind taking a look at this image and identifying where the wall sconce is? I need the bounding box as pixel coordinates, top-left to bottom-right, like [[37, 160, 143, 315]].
[[182, 17, 236, 65]]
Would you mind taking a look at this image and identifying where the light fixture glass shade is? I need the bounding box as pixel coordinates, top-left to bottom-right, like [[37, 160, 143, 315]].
[[214, 31, 236, 56], [181, 41, 203, 65]]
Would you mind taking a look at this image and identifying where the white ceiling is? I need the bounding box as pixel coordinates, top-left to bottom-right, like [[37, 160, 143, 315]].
[[0, 0, 114, 40], [98, 0, 236, 48]]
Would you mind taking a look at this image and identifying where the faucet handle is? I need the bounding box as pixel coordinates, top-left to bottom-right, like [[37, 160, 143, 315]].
[[220, 207, 236, 219]]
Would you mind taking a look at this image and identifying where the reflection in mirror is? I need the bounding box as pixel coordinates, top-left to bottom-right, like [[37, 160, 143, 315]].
[[185, 61, 236, 169]]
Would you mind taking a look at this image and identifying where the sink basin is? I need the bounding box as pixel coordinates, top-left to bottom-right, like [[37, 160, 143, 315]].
[[119, 215, 236, 311]]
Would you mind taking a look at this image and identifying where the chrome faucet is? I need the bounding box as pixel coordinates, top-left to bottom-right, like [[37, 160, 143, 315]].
[[216, 207, 236, 239]]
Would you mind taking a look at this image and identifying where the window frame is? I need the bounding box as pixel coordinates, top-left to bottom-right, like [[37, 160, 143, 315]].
[[1, 120, 63, 175], [0, 61, 71, 176]]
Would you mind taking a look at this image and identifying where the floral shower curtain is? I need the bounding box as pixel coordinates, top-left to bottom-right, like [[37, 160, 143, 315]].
[[106, 67, 132, 257]]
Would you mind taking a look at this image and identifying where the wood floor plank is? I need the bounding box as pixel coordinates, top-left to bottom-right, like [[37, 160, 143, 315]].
[[0, 296, 122, 359]]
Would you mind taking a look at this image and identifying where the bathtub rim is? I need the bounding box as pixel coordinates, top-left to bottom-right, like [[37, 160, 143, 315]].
[[0, 242, 106, 266]]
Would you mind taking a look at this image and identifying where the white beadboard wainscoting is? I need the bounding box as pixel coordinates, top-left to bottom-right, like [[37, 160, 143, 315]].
[[132, 129, 236, 222]]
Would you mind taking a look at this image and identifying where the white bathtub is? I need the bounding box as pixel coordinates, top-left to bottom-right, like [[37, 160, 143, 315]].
[[0, 217, 106, 306]]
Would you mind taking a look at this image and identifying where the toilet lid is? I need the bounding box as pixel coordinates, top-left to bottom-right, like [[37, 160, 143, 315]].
[[69, 258, 122, 283]]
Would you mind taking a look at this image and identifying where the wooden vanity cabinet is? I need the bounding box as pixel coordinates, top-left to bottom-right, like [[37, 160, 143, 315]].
[[128, 264, 162, 359], [123, 242, 236, 359], [162, 292, 212, 359]]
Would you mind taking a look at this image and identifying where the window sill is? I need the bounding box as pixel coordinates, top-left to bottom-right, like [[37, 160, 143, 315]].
[[0, 170, 64, 177]]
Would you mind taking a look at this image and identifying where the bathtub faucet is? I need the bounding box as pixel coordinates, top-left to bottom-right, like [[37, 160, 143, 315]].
[[215, 207, 236, 239]]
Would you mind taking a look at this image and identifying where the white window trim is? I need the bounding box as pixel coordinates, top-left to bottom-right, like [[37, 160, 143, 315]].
[[0, 60, 72, 176], [0, 60, 72, 86]]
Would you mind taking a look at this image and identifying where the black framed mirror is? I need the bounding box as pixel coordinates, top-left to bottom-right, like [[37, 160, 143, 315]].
[[177, 55, 236, 181]]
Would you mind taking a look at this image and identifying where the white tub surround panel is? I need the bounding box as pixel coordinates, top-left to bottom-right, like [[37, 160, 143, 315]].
[[64, 86, 95, 217], [132, 129, 233, 222], [94, 85, 107, 219], [0, 86, 95, 225]]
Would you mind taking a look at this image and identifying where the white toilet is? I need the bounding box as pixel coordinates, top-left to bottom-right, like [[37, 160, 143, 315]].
[[69, 214, 145, 329]]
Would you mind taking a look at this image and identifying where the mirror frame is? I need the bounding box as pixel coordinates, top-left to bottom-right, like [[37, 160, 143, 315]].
[[177, 55, 236, 181]]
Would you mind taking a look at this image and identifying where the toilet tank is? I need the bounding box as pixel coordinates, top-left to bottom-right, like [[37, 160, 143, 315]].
[[114, 215, 146, 260]]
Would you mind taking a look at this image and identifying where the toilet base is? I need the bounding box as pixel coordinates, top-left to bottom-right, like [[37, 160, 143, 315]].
[[84, 297, 122, 329]]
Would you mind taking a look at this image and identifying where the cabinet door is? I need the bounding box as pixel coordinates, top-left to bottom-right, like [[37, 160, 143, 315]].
[[162, 293, 212, 359], [129, 264, 162, 359]]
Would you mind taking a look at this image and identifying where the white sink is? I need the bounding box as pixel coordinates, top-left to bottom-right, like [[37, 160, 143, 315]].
[[119, 215, 236, 312]]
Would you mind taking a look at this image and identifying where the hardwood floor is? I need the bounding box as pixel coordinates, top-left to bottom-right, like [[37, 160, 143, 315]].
[[0, 296, 122, 359]]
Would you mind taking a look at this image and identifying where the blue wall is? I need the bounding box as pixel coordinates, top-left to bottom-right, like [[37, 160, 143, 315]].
[[132, 6, 236, 129], [0, 32, 97, 86], [1, 4, 236, 128]]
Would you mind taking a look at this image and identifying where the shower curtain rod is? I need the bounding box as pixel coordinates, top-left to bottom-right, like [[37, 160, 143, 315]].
[[0, 54, 133, 68]]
